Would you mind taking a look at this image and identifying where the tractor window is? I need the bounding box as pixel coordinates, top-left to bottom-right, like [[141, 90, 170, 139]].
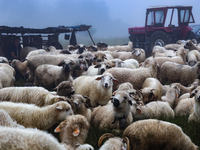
[[147, 10, 154, 26], [155, 10, 164, 24], [180, 9, 189, 23]]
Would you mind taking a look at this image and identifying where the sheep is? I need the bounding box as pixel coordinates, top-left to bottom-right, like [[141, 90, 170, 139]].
[[114, 41, 133, 52], [152, 49, 176, 58], [26, 54, 70, 82], [0, 56, 9, 64], [141, 77, 163, 104], [113, 58, 139, 69], [98, 119, 198, 150], [188, 86, 200, 122], [54, 115, 90, 149], [91, 91, 133, 130], [69, 94, 92, 123], [0, 109, 25, 128], [122, 119, 198, 150], [0, 126, 66, 150], [71, 44, 87, 54], [11, 59, 28, 77], [93, 51, 109, 64], [164, 43, 184, 51], [54, 81, 75, 97], [160, 61, 200, 86], [105, 59, 157, 91], [174, 97, 194, 117], [0, 86, 68, 107], [133, 101, 175, 120], [19, 46, 38, 60], [73, 72, 117, 107], [187, 50, 200, 66], [114, 82, 134, 94], [161, 86, 180, 108], [25, 48, 48, 60], [79, 51, 95, 66], [0, 63, 15, 89], [34, 60, 75, 90], [184, 40, 200, 51], [0, 101, 73, 130], [85, 62, 111, 76]]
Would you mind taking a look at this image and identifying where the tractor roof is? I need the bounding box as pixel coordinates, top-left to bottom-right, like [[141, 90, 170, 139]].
[[148, 5, 192, 10]]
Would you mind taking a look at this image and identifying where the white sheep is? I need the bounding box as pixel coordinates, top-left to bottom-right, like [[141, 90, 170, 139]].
[[160, 61, 200, 86], [91, 90, 133, 130], [0, 63, 15, 89], [141, 77, 163, 104], [73, 72, 117, 107], [54, 115, 90, 149], [0, 86, 68, 107], [188, 86, 200, 122], [0, 126, 66, 150], [187, 50, 200, 66], [133, 101, 175, 120], [105, 59, 157, 91], [34, 60, 74, 90], [0, 101, 73, 130], [114, 41, 133, 52], [0, 109, 25, 128], [113, 58, 139, 69], [0, 56, 9, 63]]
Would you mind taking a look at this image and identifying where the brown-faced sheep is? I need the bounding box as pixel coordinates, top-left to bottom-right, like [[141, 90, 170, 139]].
[[0, 101, 73, 130], [0, 126, 66, 150], [184, 40, 200, 51], [160, 61, 200, 86], [0, 86, 67, 107], [73, 72, 117, 107], [54, 81, 75, 97], [54, 115, 90, 149], [11, 59, 28, 77], [141, 77, 163, 104]]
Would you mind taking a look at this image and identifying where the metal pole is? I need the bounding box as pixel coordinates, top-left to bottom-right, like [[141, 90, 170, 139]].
[[87, 29, 95, 45]]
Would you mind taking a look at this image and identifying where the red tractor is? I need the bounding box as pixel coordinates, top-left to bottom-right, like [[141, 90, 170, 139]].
[[128, 6, 196, 57]]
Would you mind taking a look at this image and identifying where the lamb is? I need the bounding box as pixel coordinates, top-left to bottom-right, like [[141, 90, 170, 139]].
[[133, 101, 175, 120], [91, 90, 133, 130], [54, 81, 75, 97], [85, 62, 111, 76], [0, 101, 73, 130], [0, 126, 66, 150], [11, 59, 28, 77], [0, 109, 25, 128], [141, 77, 163, 104], [98, 119, 198, 150], [54, 115, 90, 149], [160, 61, 200, 86], [0, 86, 68, 107], [105, 59, 157, 91], [161, 86, 180, 108], [174, 97, 194, 117], [69, 94, 92, 123], [73, 72, 117, 107], [187, 50, 200, 66], [123, 119, 198, 150], [0, 63, 15, 89], [188, 86, 200, 122], [34, 60, 74, 90]]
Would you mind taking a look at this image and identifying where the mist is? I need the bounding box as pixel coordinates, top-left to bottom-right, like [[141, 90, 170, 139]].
[[0, 0, 199, 47]]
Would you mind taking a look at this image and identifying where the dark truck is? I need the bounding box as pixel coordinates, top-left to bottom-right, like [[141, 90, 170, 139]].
[[128, 6, 196, 57], [0, 24, 94, 57]]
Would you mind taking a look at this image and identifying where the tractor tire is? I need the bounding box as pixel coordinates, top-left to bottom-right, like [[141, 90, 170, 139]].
[[149, 30, 174, 51], [185, 30, 197, 41]]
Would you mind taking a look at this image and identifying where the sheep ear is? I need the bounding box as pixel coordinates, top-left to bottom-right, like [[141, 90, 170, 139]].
[[136, 107, 142, 113], [83, 96, 92, 108], [73, 128, 80, 137], [58, 60, 65, 66], [54, 126, 61, 133], [95, 76, 102, 81], [190, 90, 197, 98], [78, 55, 83, 59], [112, 77, 118, 83], [94, 64, 101, 68]]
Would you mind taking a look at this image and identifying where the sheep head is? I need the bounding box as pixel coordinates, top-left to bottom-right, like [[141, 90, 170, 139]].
[[190, 86, 200, 103]]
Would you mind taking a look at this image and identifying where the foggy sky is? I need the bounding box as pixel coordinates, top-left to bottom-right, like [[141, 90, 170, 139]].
[[0, 0, 200, 45]]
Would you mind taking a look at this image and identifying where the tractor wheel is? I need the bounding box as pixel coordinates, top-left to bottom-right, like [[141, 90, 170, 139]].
[[185, 30, 197, 41], [149, 30, 174, 51]]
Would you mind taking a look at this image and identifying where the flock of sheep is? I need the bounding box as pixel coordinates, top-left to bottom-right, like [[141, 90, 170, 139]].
[[0, 38, 200, 149]]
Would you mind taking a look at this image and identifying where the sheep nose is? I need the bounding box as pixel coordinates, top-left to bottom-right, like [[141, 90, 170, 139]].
[[197, 95, 200, 101], [101, 68, 105, 74], [113, 98, 120, 107], [105, 83, 108, 88]]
